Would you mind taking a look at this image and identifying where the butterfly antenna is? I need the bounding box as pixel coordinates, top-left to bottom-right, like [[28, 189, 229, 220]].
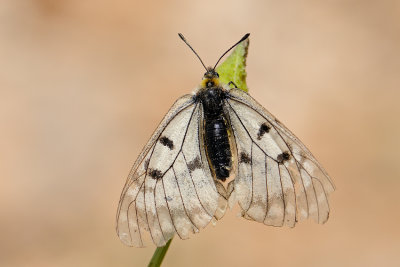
[[213, 33, 250, 69], [178, 33, 207, 71]]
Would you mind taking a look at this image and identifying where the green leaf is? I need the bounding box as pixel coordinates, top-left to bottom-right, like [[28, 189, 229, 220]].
[[216, 37, 250, 92]]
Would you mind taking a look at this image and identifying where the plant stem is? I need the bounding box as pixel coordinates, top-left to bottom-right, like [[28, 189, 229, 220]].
[[147, 238, 173, 267]]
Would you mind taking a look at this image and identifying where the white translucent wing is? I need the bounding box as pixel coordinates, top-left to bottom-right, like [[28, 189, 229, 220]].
[[116, 95, 220, 247], [226, 88, 335, 227]]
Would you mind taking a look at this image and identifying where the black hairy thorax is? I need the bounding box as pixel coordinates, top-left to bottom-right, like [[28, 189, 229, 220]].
[[196, 71, 233, 182]]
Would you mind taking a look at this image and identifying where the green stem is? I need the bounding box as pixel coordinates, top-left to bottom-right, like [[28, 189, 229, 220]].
[[147, 238, 173, 267]]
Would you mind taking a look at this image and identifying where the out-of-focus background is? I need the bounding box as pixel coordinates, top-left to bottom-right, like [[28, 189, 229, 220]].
[[1, 1, 399, 266]]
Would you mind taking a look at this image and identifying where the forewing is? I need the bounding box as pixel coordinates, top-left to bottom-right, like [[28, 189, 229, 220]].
[[116, 95, 219, 247], [226, 88, 335, 227]]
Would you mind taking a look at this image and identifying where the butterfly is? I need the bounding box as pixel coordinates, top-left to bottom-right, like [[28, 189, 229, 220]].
[[116, 33, 335, 247]]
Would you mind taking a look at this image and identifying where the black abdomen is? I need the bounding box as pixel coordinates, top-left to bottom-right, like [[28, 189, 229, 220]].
[[204, 117, 232, 181], [197, 87, 232, 181]]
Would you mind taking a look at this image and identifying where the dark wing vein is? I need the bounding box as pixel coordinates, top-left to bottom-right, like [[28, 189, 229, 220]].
[[159, 103, 198, 178], [172, 166, 199, 232], [226, 100, 313, 222], [267, 115, 311, 216], [181, 151, 214, 218], [295, 160, 331, 223], [126, 181, 145, 245], [246, 143, 254, 213], [143, 177, 154, 244], [264, 155, 269, 221], [161, 177, 182, 239], [227, 93, 334, 189], [154, 178, 167, 242], [119, 101, 199, 245], [312, 177, 330, 220], [118, 98, 196, 211], [140, 103, 198, 243], [277, 164, 286, 226], [283, 164, 298, 222]]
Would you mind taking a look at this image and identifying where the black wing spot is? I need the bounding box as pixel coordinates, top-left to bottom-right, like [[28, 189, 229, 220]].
[[148, 168, 163, 179], [159, 136, 174, 149], [239, 152, 251, 164], [187, 156, 202, 172], [257, 123, 271, 140], [277, 152, 291, 163]]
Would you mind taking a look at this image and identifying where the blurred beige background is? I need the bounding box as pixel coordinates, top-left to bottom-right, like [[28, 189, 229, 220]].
[[1, 1, 399, 266]]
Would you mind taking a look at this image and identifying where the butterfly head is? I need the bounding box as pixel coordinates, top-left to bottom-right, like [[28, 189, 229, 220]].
[[178, 33, 250, 88], [201, 67, 220, 88]]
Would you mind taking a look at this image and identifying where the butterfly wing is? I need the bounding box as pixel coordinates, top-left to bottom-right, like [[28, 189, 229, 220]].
[[116, 95, 220, 247], [226, 88, 335, 227]]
